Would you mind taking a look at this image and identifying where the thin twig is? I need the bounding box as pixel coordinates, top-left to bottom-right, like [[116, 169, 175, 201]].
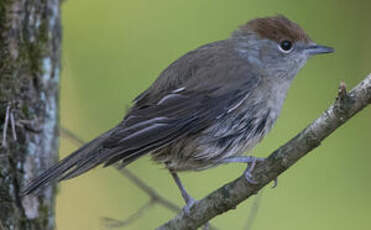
[[102, 200, 155, 228], [115, 166, 181, 213], [60, 127, 85, 145], [157, 74, 371, 230], [245, 190, 263, 230]]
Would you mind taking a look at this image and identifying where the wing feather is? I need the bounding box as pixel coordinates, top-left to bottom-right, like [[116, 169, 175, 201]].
[[102, 90, 238, 167]]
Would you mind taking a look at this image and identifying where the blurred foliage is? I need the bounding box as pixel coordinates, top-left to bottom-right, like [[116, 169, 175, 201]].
[[58, 0, 371, 229]]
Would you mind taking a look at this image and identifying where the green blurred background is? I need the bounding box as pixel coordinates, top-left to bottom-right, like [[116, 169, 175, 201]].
[[58, 0, 371, 229]]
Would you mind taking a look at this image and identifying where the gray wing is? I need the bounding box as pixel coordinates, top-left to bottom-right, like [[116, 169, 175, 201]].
[[101, 87, 248, 167]]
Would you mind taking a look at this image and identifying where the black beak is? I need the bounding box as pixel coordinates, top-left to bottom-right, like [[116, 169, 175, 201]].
[[305, 44, 334, 55]]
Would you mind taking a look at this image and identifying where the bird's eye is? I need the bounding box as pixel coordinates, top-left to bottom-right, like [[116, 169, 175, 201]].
[[279, 40, 294, 53]]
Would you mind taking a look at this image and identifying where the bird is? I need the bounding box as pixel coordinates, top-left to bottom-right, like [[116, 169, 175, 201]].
[[22, 15, 334, 212]]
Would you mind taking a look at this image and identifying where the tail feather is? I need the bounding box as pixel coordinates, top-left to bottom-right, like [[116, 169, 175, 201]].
[[58, 149, 114, 181], [21, 128, 115, 196]]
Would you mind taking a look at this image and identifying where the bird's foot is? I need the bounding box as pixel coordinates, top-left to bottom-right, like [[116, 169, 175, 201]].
[[221, 156, 265, 183], [169, 170, 210, 227], [243, 158, 279, 188], [182, 196, 196, 215], [243, 157, 265, 184], [182, 198, 210, 229]]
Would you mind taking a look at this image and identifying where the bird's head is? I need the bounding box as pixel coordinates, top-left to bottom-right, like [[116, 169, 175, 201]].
[[231, 15, 334, 80]]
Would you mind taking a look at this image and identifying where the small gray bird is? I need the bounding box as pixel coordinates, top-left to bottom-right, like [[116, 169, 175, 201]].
[[22, 15, 333, 211]]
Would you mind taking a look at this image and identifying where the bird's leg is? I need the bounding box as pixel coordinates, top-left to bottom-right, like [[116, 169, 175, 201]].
[[169, 169, 211, 228], [169, 170, 195, 214], [220, 156, 265, 184]]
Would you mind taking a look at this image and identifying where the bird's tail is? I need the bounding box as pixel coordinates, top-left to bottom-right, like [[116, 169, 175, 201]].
[[21, 128, 116, 196]]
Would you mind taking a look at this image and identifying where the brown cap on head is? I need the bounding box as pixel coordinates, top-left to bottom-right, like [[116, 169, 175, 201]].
[[237, 15, 312, 44]]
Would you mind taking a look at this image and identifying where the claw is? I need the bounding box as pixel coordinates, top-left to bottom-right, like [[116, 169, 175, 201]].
[[203, 222, 210, 230], [272, 177, 278, 188], [244, 170, 258, 184], [182, 198, 210, 229]]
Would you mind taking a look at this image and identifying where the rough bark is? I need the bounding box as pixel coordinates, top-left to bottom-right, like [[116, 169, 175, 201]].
[[157, 74, 371, 230], [0, 0, 61, 229]]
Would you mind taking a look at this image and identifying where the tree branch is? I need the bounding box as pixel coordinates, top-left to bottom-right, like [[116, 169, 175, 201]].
[[157, 74, 371, 230]]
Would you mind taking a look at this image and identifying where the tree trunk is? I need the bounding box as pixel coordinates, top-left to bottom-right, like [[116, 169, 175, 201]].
[[0, 0, 61, 229]]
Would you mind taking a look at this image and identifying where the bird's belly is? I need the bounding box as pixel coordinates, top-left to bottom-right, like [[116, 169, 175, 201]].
[[151, 109, 273, 171]]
